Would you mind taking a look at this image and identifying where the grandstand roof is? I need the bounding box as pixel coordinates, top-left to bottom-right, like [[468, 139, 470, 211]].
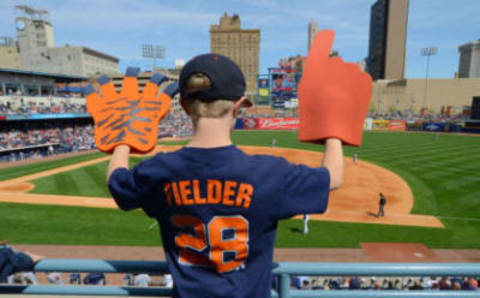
[[0, 68, 89, 81]]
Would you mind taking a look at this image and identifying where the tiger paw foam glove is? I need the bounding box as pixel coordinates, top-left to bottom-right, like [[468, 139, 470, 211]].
[[298, 30, 373, 147], [85, 67, 178, 154]]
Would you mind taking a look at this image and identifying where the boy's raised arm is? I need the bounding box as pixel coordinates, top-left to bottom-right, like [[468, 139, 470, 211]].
[[107, 144, 130, 181], [298, 30, 372, 190], [321, 138, 343, 190]]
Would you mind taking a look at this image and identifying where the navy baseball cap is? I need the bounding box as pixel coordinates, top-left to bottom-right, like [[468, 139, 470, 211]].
[[179, 53, 252, 107]]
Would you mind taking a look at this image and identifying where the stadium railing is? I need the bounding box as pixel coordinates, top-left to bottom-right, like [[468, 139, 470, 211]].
[[0, 260, 480, 297]]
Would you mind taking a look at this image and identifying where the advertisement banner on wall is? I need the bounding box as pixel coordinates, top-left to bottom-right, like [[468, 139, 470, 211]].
[[257, 118, 299, 130], [364, 118, 373, 130], [371, 120, 390, 131], [242, 118, 259, 129], [423, 122, 445, 132], [388, 120, 407, 131]]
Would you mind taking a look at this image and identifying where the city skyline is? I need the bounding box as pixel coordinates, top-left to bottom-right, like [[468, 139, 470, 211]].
[[0, 0, 478, 79]]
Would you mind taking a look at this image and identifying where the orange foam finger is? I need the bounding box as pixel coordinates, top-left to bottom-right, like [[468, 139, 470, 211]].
[[309, 30, 335, 59], [96, 75, 117, 99], [298, 30, 373, 147], [120, 67, 141, 98]]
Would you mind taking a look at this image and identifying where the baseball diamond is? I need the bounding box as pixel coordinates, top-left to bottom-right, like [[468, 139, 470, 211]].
[[0, 130, 479, 249]]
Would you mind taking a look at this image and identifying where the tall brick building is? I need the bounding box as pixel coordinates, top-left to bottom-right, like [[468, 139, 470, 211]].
[[210, 13, 260, 97]]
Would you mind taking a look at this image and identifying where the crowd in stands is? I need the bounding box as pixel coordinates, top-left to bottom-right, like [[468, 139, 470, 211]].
[[246, 108, 471, 123], [290, 275, 479, 291], [0, 120, 95, 162], [368, 110, 470, 123], [6, 271, 173, 288], [0, 98, 475, 163], [0, 109, 194, 162], [158, 110, 193, 138], [0, 100, 86, 115], [6, 271, 479, 291]]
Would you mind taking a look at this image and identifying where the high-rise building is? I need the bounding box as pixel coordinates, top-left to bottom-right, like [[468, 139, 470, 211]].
[[210, 13, 260, 96], [458, 40, 480, 78], [13, 5, 118, 77], [308, 21, 318, 51], [367, 0, 409, 81]]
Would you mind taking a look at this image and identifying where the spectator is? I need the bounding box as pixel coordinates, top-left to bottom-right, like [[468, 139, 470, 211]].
[[0, 242, 43, 284], [162, 273, 173, 288], [83, 272, 106, 285], [133, 273, 150, 287], [123, 273, 133, 286], [349, 276, 361, 289], [21, 272, 37, 284], [47, 272, 63, 285], [69, 272, 81, 284]]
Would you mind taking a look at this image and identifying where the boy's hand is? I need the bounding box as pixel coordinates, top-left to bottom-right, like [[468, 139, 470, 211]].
[[85, 67, 178, 153], [298, 30, 372, 147]]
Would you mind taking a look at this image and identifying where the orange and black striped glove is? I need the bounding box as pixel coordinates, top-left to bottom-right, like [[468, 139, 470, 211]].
[[85, 67, 178, 154]]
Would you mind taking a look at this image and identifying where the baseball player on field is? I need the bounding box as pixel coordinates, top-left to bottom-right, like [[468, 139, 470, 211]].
[[86, 30, 371, 297], [303, 214, 310, 234]]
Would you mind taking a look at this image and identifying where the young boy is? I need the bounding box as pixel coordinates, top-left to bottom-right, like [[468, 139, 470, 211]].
[[107, 53, 344, 297]]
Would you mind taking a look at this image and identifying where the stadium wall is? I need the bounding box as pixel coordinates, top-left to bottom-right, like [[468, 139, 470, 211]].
[[371, 78, 480, 114], [237, 117, 479, 134]]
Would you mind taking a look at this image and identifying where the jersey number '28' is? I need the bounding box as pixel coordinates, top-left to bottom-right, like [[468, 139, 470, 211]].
[[172, 215, 249, 273]]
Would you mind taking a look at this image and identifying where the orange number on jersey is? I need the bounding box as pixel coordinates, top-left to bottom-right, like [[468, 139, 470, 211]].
[[172, 215, 249, 273], [172, 215, 210, 267], [208, 216, 249, 273]]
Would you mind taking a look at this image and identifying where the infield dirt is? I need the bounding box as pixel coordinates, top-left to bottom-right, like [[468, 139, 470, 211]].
[[0, 145, 443, 228]]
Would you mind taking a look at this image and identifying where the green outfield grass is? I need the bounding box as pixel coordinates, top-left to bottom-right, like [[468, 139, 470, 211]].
[[1, 131, 480, 248], [0, 152, 105, 181]]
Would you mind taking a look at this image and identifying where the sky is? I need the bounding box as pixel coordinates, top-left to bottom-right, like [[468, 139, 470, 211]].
[[0, 0, 478, 79]]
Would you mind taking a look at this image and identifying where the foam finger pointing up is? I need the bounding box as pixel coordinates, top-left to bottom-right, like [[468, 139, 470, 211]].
[[309, 30, 335, 59]]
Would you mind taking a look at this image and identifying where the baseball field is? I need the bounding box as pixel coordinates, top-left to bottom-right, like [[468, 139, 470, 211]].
[[1, 130, 480, 249]]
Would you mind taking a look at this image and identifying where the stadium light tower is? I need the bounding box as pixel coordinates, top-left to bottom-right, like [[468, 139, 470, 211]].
[[421, 47, 438, 111], [142, 44, 165, 71]]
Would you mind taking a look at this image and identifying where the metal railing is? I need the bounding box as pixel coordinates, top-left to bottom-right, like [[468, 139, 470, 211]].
[[0, 260, 479, 297]]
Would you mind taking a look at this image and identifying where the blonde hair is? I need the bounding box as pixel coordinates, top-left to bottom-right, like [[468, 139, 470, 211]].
[[182, 73, 234, 123]]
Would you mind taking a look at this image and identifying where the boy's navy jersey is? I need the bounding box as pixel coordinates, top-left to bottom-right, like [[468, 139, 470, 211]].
[[109, 145, 330, 298]]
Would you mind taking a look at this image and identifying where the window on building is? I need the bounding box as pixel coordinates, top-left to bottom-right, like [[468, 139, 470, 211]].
[[41, 85, 54, 96], [5, 83, 21, 95], [24, 85, 39, 96]]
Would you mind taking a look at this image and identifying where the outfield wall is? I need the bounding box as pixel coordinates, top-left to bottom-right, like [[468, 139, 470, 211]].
[[236, 117, 480, 134]]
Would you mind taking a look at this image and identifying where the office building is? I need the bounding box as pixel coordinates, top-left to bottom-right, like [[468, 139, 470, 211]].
[[458, 40, 480, 78], [308, 21, 318, 51], [210, 13, 260, 96], [0, 37, 21, 69], [367, 0, 409, 80], [14, 5, 118, 77]]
